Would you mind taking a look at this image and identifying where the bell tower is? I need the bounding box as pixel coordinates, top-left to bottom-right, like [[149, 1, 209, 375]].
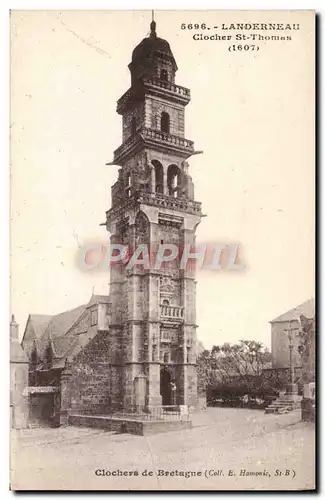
[[105, 19, 202, 410]]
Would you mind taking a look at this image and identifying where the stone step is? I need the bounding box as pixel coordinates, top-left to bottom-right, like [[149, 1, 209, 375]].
[[265, 407, 292, 414], [268, 404, 293, 409], [269, 402, 295, 407], [264, 396, 300, 414]]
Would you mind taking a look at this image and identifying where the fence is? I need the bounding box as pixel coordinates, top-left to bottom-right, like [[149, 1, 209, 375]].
[[113, 405, 191, 422]]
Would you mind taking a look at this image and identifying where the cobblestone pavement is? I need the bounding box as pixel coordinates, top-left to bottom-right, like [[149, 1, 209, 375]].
[[10, 408, 315, 491]]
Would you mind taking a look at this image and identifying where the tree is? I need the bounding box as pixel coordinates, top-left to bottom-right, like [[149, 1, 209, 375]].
[[197, 340, 275, 405]]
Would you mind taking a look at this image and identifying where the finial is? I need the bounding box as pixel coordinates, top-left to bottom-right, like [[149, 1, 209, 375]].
[[150, 10, 156, 38]]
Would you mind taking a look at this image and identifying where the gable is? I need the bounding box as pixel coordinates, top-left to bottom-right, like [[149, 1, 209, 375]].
[[22, 314, 52, 356], [270, 298, 315, 323]]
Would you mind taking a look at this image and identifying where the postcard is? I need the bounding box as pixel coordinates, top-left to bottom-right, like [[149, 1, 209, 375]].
[[10, 10, 315, 491]]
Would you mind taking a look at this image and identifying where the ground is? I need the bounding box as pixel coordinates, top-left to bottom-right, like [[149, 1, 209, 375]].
[[10, 408, 315, 491]]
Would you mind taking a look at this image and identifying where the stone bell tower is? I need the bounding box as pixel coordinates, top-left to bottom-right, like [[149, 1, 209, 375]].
[[105, 20, 202, 410]]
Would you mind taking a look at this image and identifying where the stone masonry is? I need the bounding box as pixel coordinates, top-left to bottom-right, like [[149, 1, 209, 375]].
[[22, 20, 203, 424], [105, 20, 202, 411]]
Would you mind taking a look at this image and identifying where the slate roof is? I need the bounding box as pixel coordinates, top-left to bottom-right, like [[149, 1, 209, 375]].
[[28, 314, 52, 340], [26, 295, 110, 368], [87, 294, 111, 306], [42, 305, 87, 343], [11, 338, 29, 363], [270, 298, 315, 323]]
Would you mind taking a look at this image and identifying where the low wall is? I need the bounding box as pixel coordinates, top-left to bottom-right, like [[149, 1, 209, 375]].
[[68, 414, 192, 436]]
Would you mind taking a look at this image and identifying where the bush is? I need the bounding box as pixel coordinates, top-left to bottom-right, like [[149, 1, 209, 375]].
[[207, 380, 279, 409]]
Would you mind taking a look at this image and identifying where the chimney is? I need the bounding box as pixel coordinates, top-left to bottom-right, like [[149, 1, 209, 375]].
[[10, 314, 19, 341]]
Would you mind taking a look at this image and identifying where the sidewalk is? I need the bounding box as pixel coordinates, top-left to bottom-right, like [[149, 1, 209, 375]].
[[10, 408, 314, 491]]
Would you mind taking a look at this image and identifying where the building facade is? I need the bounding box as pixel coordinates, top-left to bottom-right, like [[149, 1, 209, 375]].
[[270, 298, 315, 369], [105, 19, 202, 410], [22, 20, 202, 424], [10, 315, 29, 428]]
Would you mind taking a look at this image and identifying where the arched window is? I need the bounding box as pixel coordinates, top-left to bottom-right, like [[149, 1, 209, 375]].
[[131, 116, 137, 136], [45, 342, 53, 369], [160, 112, 170, 134], [163, 352, 169, 364], [125, 172, 132, 197], [162, 299, 169, 305], [160, 69, 168, 81], [152, 160, 163, 194], [167, 164, 180, 198]]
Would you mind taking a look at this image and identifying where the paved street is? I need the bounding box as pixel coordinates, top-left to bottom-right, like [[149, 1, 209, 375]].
[[11, 408, 315, 491]]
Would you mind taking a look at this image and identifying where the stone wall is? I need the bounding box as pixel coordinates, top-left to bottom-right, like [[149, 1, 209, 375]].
[[10, 361, 29, 429], [122, 103, 145, 141], [63, 332, 123, 416], [10, 317, 29, 429], [145, 97, 184, 136]]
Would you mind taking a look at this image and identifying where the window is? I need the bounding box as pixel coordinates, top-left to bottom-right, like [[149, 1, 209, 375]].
[[131, 116, 137, 136], [152, 160, 163, 194], [160, 112, 170, 134], [30, 344, 38, 367], [45, 343, 53, 368], [167, 164, 180, 197], [91, 309, 97, 326], [160, 69, 168, 81], [163, 352, 169, 364], [125, 172, 132, 198], [162, 299, 169, 305]]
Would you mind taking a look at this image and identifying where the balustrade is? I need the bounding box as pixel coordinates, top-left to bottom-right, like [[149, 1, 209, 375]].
[[160, 304, 184, 320]]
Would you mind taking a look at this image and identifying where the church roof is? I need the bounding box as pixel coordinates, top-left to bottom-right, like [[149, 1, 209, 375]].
[[28, 314, 52, 339], [270, 298, 315, 323], [42, 304, 87, 341], [24, 294, 110, 365], [132, 37, 175, 63], [87, 294, 111, 306], [130, 20, 177, 71]]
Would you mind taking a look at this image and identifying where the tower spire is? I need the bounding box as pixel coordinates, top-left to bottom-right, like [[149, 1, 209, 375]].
[[150, 10, 157, 38]]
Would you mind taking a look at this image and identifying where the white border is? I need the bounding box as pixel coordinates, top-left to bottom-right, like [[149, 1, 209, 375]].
[[2, 1, 322, 498]]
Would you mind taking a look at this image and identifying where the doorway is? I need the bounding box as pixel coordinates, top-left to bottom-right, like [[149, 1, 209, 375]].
[[160, 368, 172, 406]]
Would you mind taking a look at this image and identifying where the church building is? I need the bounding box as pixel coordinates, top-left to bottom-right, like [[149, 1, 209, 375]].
[[22, 19, 203, 425]]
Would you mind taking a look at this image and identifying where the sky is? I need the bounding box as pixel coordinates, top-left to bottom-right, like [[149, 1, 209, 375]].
[[10, 10, 315, 348]]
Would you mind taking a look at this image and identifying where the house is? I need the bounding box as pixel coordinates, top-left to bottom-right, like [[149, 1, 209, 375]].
[[22, 295, 111, 426], [270, 298, 315, 369], [10, 315, 29, 428]]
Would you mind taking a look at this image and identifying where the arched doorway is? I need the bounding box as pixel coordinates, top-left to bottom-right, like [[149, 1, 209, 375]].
[[160, 367, 172, 406]]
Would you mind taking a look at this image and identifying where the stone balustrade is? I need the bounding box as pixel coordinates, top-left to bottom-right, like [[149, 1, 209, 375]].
[[137, 190, 201, 215], [114, 127, 194, 163], [143, 78, 191, 99], [160, 304, 184, 320], [116, 80, 190, 114], [141, 127, 194, 151]]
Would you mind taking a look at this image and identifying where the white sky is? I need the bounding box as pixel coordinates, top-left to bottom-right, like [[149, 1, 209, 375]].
[[10, 10, 315, 348]]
